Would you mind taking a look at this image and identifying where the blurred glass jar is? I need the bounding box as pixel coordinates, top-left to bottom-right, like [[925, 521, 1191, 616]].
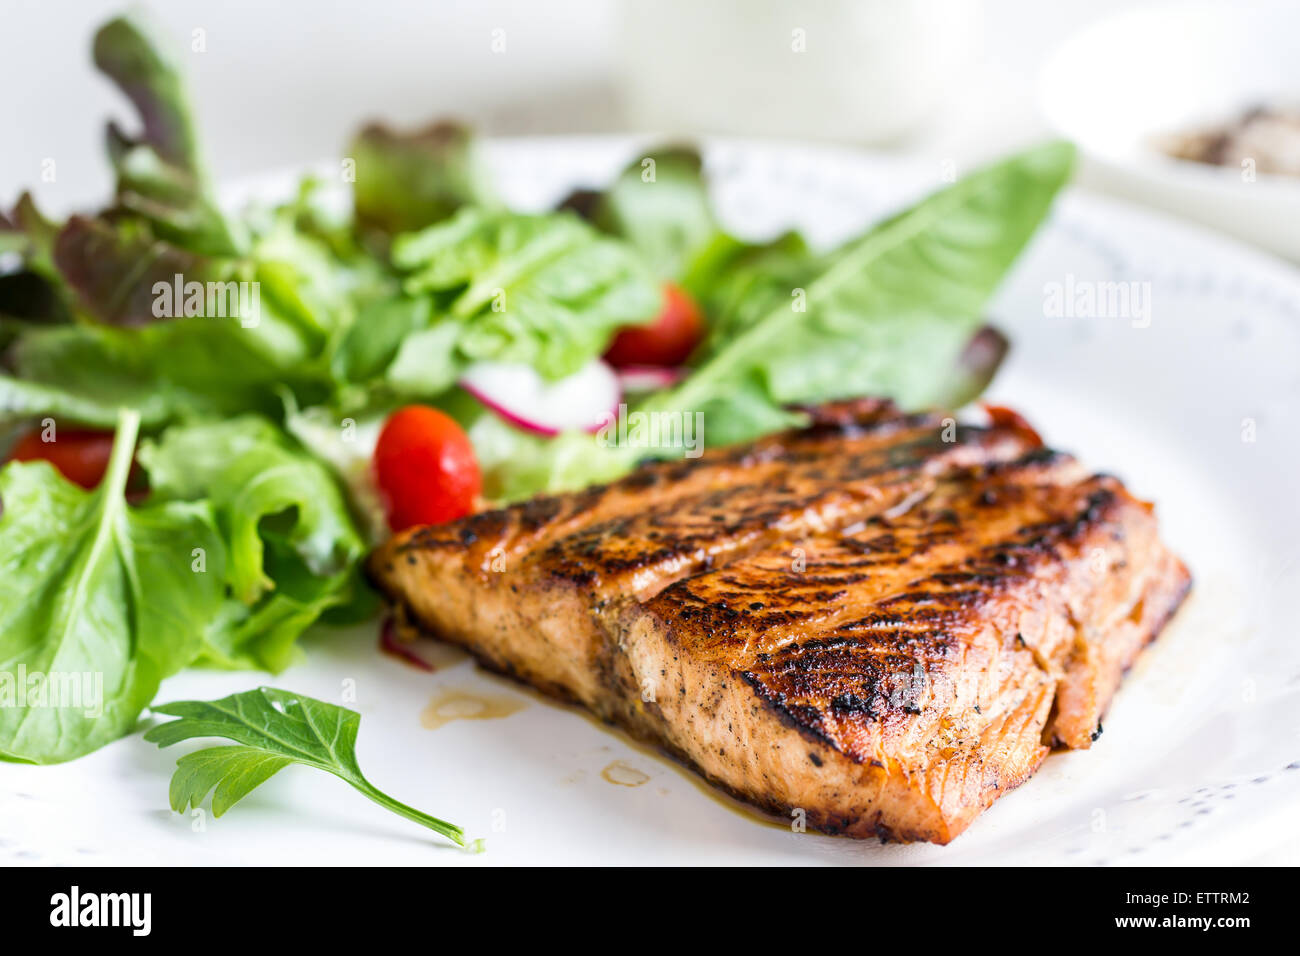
[[616, 0, 980, 143]]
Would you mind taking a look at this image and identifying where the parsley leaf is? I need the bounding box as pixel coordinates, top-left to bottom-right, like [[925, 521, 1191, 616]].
[[145, 686, 466, 847]]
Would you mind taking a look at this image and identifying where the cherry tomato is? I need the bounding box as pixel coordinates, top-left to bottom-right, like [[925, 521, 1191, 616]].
[[603, 283, 704, 368], [8, 427, 119, 489], [373, 405, 481, 532]]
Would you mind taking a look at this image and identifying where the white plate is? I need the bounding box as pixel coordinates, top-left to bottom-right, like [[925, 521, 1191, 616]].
[[4, 138, 1299, 866], [1040, 0, 1300, 261]]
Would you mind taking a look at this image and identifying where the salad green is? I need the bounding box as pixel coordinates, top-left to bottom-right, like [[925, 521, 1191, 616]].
[[640, 142, 1076, 445], [147, 686, 467, 846], [0, 11, 1074, 767], [0, 410, 225, 763], [349, 120, 495, 247], [385, 206, 661, 381], [138, 417, 371, 672], [582, 146, 720, 282]]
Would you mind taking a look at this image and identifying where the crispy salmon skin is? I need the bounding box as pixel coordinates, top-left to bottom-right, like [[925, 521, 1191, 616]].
[[370, 399, 1190, 844]]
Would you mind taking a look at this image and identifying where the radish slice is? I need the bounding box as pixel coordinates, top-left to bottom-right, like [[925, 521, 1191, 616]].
[[616, 364, 685, 394], [460, 358, 621, 436]]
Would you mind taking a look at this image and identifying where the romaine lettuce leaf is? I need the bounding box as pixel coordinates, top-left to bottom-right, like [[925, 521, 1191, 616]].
[[639, 142, 1075, 443]]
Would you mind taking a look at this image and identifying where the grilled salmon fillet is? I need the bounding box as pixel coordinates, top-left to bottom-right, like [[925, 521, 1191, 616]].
[[370, 399, 1190, 844]]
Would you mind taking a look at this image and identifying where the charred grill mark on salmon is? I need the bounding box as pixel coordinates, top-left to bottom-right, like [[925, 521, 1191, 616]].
[[370, 398, 1190, 844]]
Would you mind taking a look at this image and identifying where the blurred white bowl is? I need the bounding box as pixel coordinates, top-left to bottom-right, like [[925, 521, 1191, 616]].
[[617, 0, 980, 144], [1040, 0, 1300, 260]]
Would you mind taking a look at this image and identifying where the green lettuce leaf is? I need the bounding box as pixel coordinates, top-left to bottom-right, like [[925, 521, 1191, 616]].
[[466, 408, 634, 502], [0, 374, 162, 429], [640, 141, 1076, 443], [349, 121, 494, 247], [0, 410, 228, 763], [588, 146, 718, 281], [248, 185, 395, 343], [93, 14, 245, 256], [50, 215, 233, 327], [281, 398, 387, 543], [570, 146, 813, 317], [391, 208, 660, 379], [679, 229, 812, 323], [138, 416, 368, 672], [329, 296, 433, 388], [7, 311, 323, 424], [1, 193, 65, 287]]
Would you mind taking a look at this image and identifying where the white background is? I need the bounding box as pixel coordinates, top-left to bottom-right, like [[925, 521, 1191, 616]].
[[5, 0, 1138, 210]]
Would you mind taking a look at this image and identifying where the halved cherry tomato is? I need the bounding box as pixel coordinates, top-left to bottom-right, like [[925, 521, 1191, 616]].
[[373, 405, 481, 532], [8, 427, 119, 489], [603, 283, 704, 368]]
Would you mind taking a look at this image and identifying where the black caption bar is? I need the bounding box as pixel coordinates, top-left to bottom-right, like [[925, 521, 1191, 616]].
[[0, 865, 1278, 943]]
